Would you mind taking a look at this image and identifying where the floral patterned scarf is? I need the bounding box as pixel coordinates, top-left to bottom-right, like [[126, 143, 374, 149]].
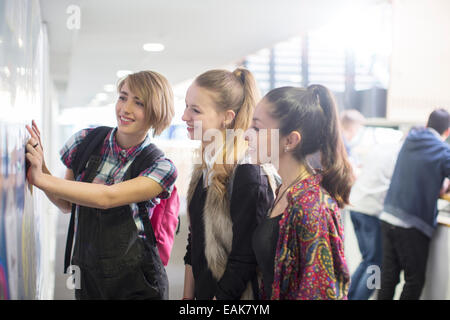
[[269, 174, 350, 300]]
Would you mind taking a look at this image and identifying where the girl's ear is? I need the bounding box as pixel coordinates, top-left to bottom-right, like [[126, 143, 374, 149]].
[[284, 131, 301, 151], [224, 110, 236, 127]]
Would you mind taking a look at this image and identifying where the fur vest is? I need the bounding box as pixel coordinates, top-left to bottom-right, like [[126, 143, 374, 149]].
[[186, 163, 279, 300]]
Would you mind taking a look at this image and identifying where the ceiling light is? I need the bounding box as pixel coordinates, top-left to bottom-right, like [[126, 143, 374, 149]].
[[143, 43, 165, 52], [116, 70, 133, 78], [103, 84, 116, 92], [95, 93, 108, 101]]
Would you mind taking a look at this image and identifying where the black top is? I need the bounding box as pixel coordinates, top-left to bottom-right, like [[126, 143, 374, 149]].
[[184, 164, 274, 300], [252, 214, 281, 299]]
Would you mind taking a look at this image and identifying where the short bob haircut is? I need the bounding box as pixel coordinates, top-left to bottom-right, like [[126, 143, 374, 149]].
[[118, 71, 174, 136]]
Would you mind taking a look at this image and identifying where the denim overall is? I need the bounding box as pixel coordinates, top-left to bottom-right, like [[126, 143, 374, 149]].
[[68, 152, 169, 300]]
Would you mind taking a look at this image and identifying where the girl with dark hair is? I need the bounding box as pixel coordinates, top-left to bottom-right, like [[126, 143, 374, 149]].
[[248, 85, 353, 300]]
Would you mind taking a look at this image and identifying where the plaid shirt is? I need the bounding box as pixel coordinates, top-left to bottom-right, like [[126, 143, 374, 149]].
[[60, 127, 177, 237]]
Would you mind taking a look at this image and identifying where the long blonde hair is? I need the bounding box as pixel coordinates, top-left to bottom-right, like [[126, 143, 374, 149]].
[[195, 67, 260, 196]]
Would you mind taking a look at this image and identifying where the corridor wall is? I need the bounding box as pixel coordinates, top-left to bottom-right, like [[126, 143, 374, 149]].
[[387, 0, 450, 122], [0, 0, 57, 299]]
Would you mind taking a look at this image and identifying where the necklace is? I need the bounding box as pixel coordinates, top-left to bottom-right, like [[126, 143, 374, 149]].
[[269, 171, 310, 217]]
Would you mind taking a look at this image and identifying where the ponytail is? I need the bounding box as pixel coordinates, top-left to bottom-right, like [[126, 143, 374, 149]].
[[265, 85, 354, 208], [231, 68, 260, 131], [308, 85, 354, 207], [195, 67, 259, 131], [194, 68, 260, 197]]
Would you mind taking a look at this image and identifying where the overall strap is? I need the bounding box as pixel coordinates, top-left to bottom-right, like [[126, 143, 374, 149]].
[[64, 126, 111, 273]]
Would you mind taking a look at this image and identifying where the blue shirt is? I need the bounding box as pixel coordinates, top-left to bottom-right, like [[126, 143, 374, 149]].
[[383, 127, 450, 237]]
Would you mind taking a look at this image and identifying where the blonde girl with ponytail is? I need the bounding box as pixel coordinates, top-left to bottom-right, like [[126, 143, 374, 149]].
[[181, 68, 276, 300]]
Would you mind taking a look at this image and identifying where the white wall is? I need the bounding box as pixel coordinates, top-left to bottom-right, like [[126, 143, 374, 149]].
[[387, 0, 450, 122], [0, 0, 57, 300]]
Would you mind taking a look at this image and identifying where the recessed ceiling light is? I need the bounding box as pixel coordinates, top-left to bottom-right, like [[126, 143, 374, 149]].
[[103, 84, 116, 92], [143, 43, 165, 52], [95, 93, 108, 101], [116, 70, 133, 78]]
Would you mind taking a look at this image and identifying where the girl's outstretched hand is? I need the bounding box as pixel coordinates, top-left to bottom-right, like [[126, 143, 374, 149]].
[[26, 120, 44, 153], [25, 137, 44, 186], [26, 120, 47, 167], [25, 120, 45, 186]]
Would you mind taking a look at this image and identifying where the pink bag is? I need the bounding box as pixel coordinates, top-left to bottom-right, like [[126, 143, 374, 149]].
[[150, 185, 180, 266]]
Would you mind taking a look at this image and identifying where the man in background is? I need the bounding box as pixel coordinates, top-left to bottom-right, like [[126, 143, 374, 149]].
[[340, 109, 366, 157], [378, 108, 450, 300]]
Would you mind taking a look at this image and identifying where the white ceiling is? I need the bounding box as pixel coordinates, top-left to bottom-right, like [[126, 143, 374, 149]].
[[40, 0, 378, 109]]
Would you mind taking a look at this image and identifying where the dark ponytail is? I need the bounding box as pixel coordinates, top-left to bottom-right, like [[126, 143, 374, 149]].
[[265, 85, 354, 208], [308, 85, 354, 207]]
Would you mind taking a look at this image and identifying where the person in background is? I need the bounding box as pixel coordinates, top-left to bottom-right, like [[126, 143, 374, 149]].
[[248, 85, 352, 299], [340, 109, 366, 176], [340, 109, 365, 156], [182, 68, 275, 300], [25, 71, 177, 299], [378, 108, 450, 300], [347, 139, 402, 300]]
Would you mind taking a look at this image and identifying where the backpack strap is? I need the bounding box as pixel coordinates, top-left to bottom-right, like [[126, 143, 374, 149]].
[[127, 143, 164, 180], [64, 126, 112, 273], [71, 126, 112, 179], [124, 143, 164, 246]]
